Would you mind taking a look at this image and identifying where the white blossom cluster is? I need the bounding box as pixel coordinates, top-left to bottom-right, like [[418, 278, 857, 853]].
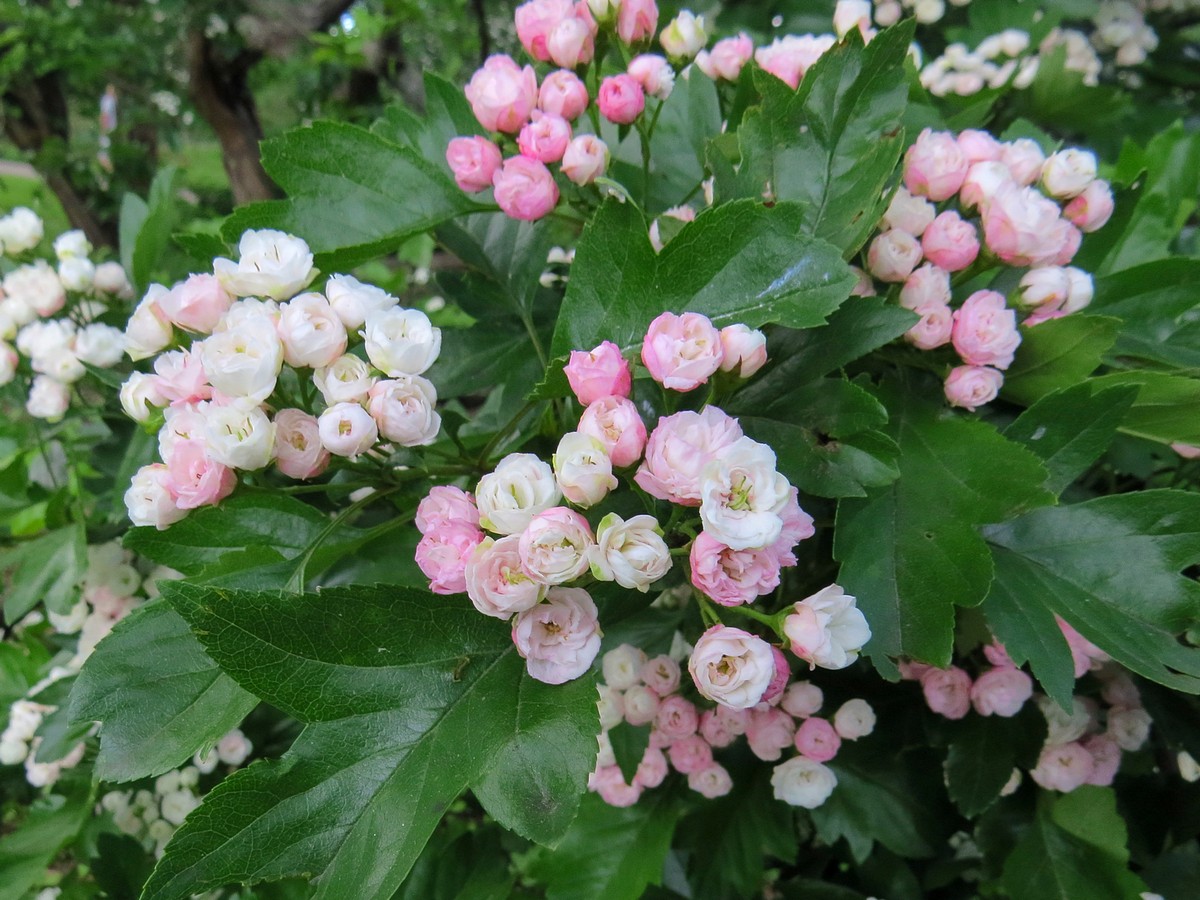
[[1, 209, 133, 421]]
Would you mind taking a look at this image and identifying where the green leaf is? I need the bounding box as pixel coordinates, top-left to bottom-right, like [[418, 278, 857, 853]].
[[835, 384, 1054, 665], [0, 523, 85, 620], [394, 824, 515, 900], [1002, 788, 1147, 900], [735, 23, 915, 252], [68, 600, 256, 782], [131, 165, 178, 290], [525, 790, 678, 900], [1095, 122, 1200, 276], [1089, 371, 1200, 445], [810, 742, 953, 863], [609, 722, 651, 784], [676, 765, 796, 900], [550, 200, 855, 357], [118, 192, 149, 290], [436, 213, 559, 319], [0, 787, 91, 900], [1004, 382, 1139, 495], [944, 705, 1046, 817], [738, 378, 900, 498], [984, 490, 1200, 694], [983, 575, 1078, 710], [142, 583, 599, 900], [222, 121, 480, 271], [1088, 258, 1200, 372], [1002, 316, 1121, 406], [123, 491, 367, 588]]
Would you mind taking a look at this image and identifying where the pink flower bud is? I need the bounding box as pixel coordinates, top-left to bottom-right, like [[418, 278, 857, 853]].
[[597, 74, 645, 125], [1063, 267, 1093, 313], [158, 274, 232, 334], [627, 54, 674, 100], [761, 646, 790, 703], [634, 746, 668, 788], [515, 0, 575, 61], [1041, 148, 1097, 200], [560, 135, 609, 185], [668, 734, 714, 774], [565, 340, 631, 405], [273, 409, 330, 480], [1050, 220, 1083, 266], [416, 485, 479, 535], [538, 70, 589, 121], [635, 407, 742, 504], [547, 14, 596, 68], [623, 684, 660, 725], [780, 681, 823, 718], [1063, 179, 1114, 233], [616, 0, 658, 44], [1030, 742, 1095, 792], [1000, 138, 1045, 186], [970, 666, 1033, 717], [959, 161, 1014, 211], [166, 439, 236, 510], [952, 290, 1020, 369], [906, 301, 954, 351], [899, 264, 951, 310], [904, 128, 970, 201], [492, 156, 560, 221], [866, 230, 923, 282], [1018, 266, 1072, 311], [982, 183, 1065, 267], [517, 112, 572, 164], [883, 187, 936, 236], [746, 706, 795, 761], [1082, 734, 1120, 787], [578, 395, 646, 468], [921, 211, 980, 272], [464, 55, 538, 133], [688, 762, 733, 798], [446, 136, 502, 192], [754, 35, 835, 90], [944, 365, 1003, 411], [920, 666, 972, 719], [698, 707, 743, 747], [794, 716, 841, 763], [689, 532, 781, 607], [957, 129, 1003, 163], [695, 33, 753, 81], [416, 523, 485, 594], [641, 311, 723, 391], [590, 764, 642, 806], [655, 695, 699, 740], [640, 654, 681, 696], [717, 324, 767, 377]]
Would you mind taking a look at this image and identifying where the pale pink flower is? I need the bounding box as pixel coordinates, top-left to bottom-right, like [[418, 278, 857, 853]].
[[884, 187, 937, 237], [125, 463, 187, 529], [655, 694, 699, 740], [1000, 138, 1045, 186], [165, 439, 236, 510], [959, 160, 1014, 211], [465, 55, 539, 133], [512, 586, 602, 684], [565, 340, 631, 405], [616, 0, 658, 44], [944, 365, 1003, 411], [718, 324, 768, 378], [866, 230, 923, 283], [904, 128, 970, 201], [1057, 615, 1107, 677], [273, 409, 330, 480], [415, 485, 479, 535], [635, 407, 743, 504], [597, 74, 645, 125], [538, 70, 589, 121], [957, 129, 1003, 164], [769, 487, 816, 567], [547, 14, 596, 68], [623, 684, 660, 725], [695, 33, 753, 81], [446, 136, 502, 192], [367, 376, 441, 447], [746, 706, 796, 761], [952, 290, 1021, 369], [1031, 742, 1095, 792], [153, 350, 211, 405], [982, 183, 1066, 267], [668, 734, 713, 774], [698, 707, 745, 747], [921, 211, 980, 272], [560, 135, 609, 185], [577, 396, 646, 468], [158, 274, 232, 334], [317, 402, 378, 458], [689, 531, 781, 607], [794, 716, 841, 762], [780, 681, 823, 718], [1082, 734, 1121, 786], [627, 54, 674, 100], [515, 0, 575, 61], [784, 584, 871, 670], [416, 524, 485, 594], [640, 654, 681, 696], [518, 112, 572, 164], [518, 506, 594, 585], [689, 625, 776, 709], [688, 762, 734, 798], [492, 157, 560, 221], [1063, 180, 1114, 233], [278, 292, 347, 369], [832, 699, 875, 740], [754, 34, 835, 89], [465, 535, 543, 618], [641, 311, 723, 391], [1041, 148, 1096, 200], [634, 746, 668, 788], [762, 646, 790, 704], [920, 666, 972, 720], [589, 764, 642, 806], [970, 666, 1034, 717]]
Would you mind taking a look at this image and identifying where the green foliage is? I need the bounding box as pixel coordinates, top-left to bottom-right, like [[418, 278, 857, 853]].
[[944, 706, 1047, 817], [1002, 315, 1121, 405], [140, 583, 598, 900]]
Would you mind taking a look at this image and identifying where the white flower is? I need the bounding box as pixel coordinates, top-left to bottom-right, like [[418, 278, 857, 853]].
[[0, 341, 17, 386], [1107, 706, 1151, 751], [367, 375, 441, 446], [783, 584, 872, 670], [204, 402, 276, 470], [1037, 695, 1093, 745], [553, 431, 617, 508], [518, 507, 595, 585], [213, 229, 317, 300], [597, 685, 624, 730], [4, 260, 65, 317], [660, 11, 707, 58], [48, 599, 88, 635], [125, 286, 174, 361], [199, 317, 283, 403], [58, 257, 95, 292], [771, 757, 838, 808], [125, 464, 186, 530], [362, 307, 441, 376], [314, 354, 376, 405], [216, 728, 252, 766], [511, 587, 603, 685], [159, 789, 201, 826], [317, 402, 378, 458], [475, 453, 561, 535], [833, 699, 876, 740], [688, 625, 775, 710], [1178, 751, 1200, 783], [1041, 148, 1097, 200], [74, 323, 126, 367], [591, 513, 671, 592], [277, 292, 347, 368], [0, 207, 44, 254], [53, 229, 92, 261], [93, 261, 132, 297], [26, 375, 70, 421], [602, 644, 647, 691], [325, 273, 398, 329], [699, 436, 791, 550]]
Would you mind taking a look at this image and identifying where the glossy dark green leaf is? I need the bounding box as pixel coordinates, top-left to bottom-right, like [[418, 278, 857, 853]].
[[393, 823, 514, 900], [736, 23, 914, 252], [1002, 316, 1121, 406], [221, 121, 480, 270], [68, 601, 256, 782], [835, 384, 1054, 665], [810, 742, 953, 863], [142, 583, 598, 900], [738, 379, 900, 498], [1089, 371, 1200, 445], [983, 576, 1078, 710], [0, 786, 90, 900], [944, 706, 1046, 817], [610, 722, 651, 784], [1089, 259, 1200, 372], [525, 790, 679, 900], [1004, 382, 1139, 495], [984, 490, 1200, 694], [550, 200, 855, 357], [0, 523, 85, 620]]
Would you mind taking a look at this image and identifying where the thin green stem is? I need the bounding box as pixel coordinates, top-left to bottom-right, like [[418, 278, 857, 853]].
[[286, 485, 401, 591], [722, 603, 780, 630], [476, 398, 541, 467]]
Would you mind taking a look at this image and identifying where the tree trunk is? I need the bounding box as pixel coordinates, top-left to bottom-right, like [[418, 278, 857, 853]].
[[3, 75, 115, 247], [185, 31, 277, 205]]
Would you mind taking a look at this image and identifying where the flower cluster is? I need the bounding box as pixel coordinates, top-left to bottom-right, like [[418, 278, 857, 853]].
[[859, 128, 1112, 410], [0, 542, 161, 787], [904, 617, 1163, 795], [121, 228, 445, 528], [589, 642, 877, 810], [1, 211, 132, 421]]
